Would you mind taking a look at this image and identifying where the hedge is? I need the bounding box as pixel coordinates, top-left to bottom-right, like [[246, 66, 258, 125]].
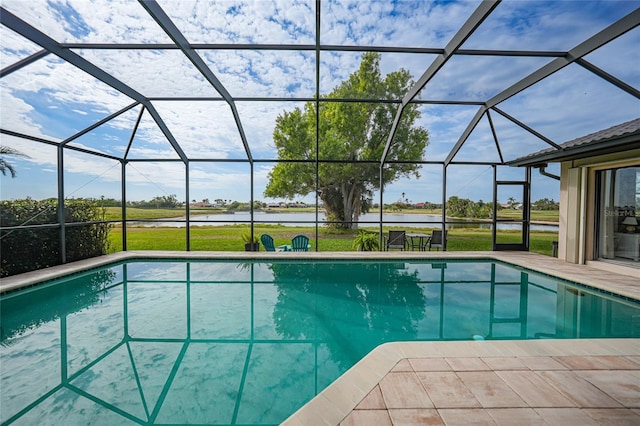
[[0, 198, 111, 277]]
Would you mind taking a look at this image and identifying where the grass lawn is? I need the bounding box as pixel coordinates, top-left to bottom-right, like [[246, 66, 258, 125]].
[[109, 224, 558, 256], [497, 209, 559, 222]]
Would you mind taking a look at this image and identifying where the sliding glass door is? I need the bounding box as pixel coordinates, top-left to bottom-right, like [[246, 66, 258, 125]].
[[596, 166, 640, 263]]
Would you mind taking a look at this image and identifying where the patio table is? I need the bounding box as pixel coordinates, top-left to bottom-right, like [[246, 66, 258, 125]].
[[406, 233, 431, 251]]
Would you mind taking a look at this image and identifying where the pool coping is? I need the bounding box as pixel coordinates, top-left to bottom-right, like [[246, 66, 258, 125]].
[[2, 251, 640, 301], [281, 339, 640, 426]]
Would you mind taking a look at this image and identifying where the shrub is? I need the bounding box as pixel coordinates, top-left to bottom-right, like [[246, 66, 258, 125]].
[[352, 230, 380, 251], [0, 198, 111, 277]]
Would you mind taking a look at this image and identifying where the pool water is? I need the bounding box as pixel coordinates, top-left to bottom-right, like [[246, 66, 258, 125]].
[[1, 259, 639, 425]]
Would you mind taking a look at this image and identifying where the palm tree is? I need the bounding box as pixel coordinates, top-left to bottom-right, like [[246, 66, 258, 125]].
[[0, 146, 29, 178]]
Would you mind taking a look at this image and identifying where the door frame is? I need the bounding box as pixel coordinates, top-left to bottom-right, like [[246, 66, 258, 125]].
[[492, 166, 531, 251]]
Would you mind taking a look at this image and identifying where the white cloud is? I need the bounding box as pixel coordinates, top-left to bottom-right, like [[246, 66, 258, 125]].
[[202, 50, 316, 97], [321, 0, 479, 47], [417, 105, 481, 160], [0, 26, 43, 68], [76, 49, 220, 98], [1, 55, 133, 140], [419, 55, 553, 101], [0, 0, 635, 205], [152, 100, 246, 159], [236, 101, 307, 156], [188, 164, 251, 199], [461, 0, 639, 51], [2, 0, 173, 43], [158, 0, 315, 44]]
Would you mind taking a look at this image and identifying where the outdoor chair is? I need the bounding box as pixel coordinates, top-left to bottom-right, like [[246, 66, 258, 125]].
[[428, 230, 447, 251], [291, 234, 311, 252], [385, 230, 407, 251], [261, 234, 290, 251], [261, 234, 276, 251]]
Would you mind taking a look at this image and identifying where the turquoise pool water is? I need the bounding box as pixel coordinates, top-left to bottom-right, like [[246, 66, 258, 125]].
[[1, 259, 639, 425]]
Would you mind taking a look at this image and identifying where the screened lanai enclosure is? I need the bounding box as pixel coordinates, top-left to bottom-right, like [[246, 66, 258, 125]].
[[1, 1, 639, 272]]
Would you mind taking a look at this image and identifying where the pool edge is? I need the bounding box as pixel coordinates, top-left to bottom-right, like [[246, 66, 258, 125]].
[[2, 251, 639, 301]]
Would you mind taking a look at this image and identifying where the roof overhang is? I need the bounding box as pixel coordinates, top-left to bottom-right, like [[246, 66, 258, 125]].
[[507, 131, 640, 167]]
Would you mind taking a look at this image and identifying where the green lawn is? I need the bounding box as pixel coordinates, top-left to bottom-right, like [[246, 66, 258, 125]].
[[108, 224, 558, 256], [497, 209, 559, 222]]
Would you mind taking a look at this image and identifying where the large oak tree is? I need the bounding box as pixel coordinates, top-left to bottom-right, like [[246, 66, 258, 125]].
[[265, 53, 429, 229]]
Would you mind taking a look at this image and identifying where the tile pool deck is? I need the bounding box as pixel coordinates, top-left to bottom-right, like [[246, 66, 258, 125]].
[[2, 251, 639, 425], [283, 339, 640, 425]]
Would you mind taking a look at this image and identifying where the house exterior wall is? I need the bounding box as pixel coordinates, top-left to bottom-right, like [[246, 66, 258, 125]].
[[557, 148, 640, 264]]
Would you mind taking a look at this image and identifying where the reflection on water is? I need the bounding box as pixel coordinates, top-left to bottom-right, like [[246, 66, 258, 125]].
[[269, 262, 426, 370], [2, 259, 637, 425]]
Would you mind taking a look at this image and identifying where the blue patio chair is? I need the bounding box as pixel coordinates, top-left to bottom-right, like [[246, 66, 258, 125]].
[[291, 235, 311, 252], [261, 234, 276, 251], [261, 234, 290, 251]]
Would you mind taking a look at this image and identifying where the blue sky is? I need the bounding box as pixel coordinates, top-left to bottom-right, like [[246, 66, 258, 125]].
[[1, 0, 639, 205]]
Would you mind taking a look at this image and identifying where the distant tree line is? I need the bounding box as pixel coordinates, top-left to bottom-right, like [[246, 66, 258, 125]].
[[445, 196, 559, 219], [94, 195, 559, 217], [532, 198, 559, 210], [96, 195, 181, 209], [95, 196, 267, 211], [446, 196, 496, 219]]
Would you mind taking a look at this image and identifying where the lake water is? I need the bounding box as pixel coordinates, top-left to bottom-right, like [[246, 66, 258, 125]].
[[134, 211, 558, 231]]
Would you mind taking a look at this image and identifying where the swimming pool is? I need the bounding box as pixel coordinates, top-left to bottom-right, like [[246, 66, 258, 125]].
[[2, 258, 639, 425]]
